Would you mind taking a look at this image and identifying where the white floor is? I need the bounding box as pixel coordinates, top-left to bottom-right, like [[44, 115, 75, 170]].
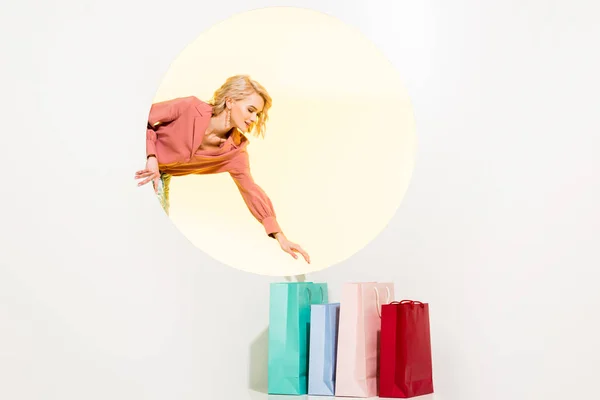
[[250, 393, 436, 400]]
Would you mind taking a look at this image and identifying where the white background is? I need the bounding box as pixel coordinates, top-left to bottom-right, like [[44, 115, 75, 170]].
[[1, 1, 599, 400]]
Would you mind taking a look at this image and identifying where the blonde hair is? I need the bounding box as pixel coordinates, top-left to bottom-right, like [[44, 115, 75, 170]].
[[208, 74, 272, 138]]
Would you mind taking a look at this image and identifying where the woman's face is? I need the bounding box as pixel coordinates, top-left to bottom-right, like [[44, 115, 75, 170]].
[[228, 92, 265, 133]]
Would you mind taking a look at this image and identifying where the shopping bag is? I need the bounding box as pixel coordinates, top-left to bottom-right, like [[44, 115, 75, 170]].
[[267, 282, 328, 395], [379, 300, 434, 398], [335, 282, 394, 397], [308, 303, 340, 396]]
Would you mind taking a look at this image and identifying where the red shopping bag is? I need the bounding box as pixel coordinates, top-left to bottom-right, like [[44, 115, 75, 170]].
[[379, 300, 434, 398]]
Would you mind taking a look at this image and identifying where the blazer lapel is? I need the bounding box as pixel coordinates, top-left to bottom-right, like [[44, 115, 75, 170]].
[[190, 101, 213, 160]]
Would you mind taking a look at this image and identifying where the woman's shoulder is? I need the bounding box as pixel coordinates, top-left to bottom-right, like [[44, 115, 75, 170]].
[[173, 95, 205, 107], [172, 96, 213, 115], [150, 96, 212, 118], [187, 96, 213, 114], [154, 95, 207, 106]]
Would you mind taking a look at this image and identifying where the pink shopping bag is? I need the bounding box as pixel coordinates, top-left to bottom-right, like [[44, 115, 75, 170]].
[[334, 282, 394, 397]]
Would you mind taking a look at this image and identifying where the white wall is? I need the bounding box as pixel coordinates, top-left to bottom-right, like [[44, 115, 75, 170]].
[[1, 1, 599, 400]]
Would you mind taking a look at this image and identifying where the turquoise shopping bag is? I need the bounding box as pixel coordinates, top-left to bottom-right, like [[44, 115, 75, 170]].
[[267, 282, 328, 395]]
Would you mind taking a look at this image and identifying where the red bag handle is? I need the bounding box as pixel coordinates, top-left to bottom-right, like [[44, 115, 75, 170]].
[[389, 299, 426, 308]]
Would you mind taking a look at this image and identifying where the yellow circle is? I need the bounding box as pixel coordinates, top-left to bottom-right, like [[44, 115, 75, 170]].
[[150, 7, 416, 276]]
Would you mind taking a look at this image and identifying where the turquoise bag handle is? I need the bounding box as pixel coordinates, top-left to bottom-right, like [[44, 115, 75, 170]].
[[305, 285, 325, 304]]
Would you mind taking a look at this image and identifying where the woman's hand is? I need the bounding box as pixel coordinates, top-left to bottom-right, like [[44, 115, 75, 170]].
[[274, 232, 311, 264], [135, 156, 160, 193]]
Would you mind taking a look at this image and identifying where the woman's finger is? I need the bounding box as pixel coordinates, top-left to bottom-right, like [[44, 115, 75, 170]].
[[135, 170, 151, 178], [136, 170, 159, 181], [284, 247, 298, 260], [137, 177, 151, 186], [292, 245, 310, 264], [300, 250, 311, 264], [135, 171, 153, 178], [138, 173, 157, 186]]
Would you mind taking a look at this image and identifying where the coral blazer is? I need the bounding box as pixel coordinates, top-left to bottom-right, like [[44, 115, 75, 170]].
[[145, 96, 281, 237]]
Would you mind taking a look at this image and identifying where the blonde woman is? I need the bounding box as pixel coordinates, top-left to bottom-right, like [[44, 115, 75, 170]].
[[135, 75, 310, 263]]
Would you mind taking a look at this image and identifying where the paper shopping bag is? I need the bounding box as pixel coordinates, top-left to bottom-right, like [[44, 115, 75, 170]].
[[334, 282, 394, 397], [308, 303, 340, 396], [379, 300, 434, 398], [267, 282, 328, 395]]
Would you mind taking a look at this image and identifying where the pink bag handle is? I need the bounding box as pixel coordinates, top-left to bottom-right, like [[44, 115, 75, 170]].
[[374, 286, 392, 318]]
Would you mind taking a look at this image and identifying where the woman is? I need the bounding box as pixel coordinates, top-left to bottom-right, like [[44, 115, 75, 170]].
[[135, 75, 310, 263]]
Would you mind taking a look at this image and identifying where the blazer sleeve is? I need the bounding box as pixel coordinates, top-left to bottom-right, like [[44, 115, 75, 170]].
[[228, 150, 282, 237], [146, 96, 196, 157]]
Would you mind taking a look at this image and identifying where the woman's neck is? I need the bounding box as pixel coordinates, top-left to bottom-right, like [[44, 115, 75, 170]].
[[207, 112, 231, 138]]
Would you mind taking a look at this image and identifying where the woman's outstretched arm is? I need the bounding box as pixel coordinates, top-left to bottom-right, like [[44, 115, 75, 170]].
[[229, 151, 310, 263]]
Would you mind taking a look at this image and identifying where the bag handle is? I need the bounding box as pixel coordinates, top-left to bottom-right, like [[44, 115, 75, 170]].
[[374, 285, 392, 318], [305, 285, 325, 304], [393, 299, 426, 308]]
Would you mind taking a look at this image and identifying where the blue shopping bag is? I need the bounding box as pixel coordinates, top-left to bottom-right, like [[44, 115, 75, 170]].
[[267, 282, 328, 395], [308, 303, 340, 396]]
